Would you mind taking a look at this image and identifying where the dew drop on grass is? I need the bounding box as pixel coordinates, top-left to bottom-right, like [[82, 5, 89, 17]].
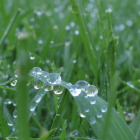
[[47, 73, 61, 84], [101, 106, 107, 113], [32, 78, 42, 89], [69, 85, 81, 97], [30, 56, 35, 60], [53, 85, 64, 94], [67, 82, 72, 87], [43, 82, 52, 91], [85, 85, 98, 97], [75, 30, 79, 35], [32, 67, 42, 74], [84, 107, 89, 113], [30, 105, 36, 112], [97, 113, 102, 118], [35, 95, 42, 103], [127, 81, 134, 88], [76, 80, 89, 90], [90, 98, 96, 104], [79, 113, 86, 118], [14, 70, 18, 77], [90, 117, 96, 125], [13, 111, 17, 118], [11, 80, 17, 86], [7, 122, 13, 126], [70, 130, 83, 137], [41, 71, 49, 78]]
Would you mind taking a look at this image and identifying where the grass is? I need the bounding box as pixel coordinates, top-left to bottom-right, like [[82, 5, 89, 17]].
[[0, 0, 140, 140]]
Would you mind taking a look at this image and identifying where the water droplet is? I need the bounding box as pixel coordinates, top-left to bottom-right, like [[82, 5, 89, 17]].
[[30, 56, 35, 60], [73, 60, 76, 63], [53, 85, 64, 94], [101, 106, 107, 113], [47, 73, 61, 84], [70, 130, 83, 137], [13, 111, 17, 118], [69, 85, 81, 97], [32, 78, 42, 89], [76, 80, 89, 90], [75, 30, 79, 35], [90, 117, 96, 125], [38, 39, 43, 44], [14, 70, 18, 77], [30, 105, 36, 112], [65, 25, 70, 30], [32, 67, 42, 75], [79, 113, 86, 118], [11, 80, 17, 86], [43, 82, 52, 91], [97, 113, 102, 118], [35, 95, 42, 103], [85, 85, 98, 97], [90, 99, 96, 104], [127, 81, 134, 88], [7, 122, 13, 126], [41, 71, 49, 78], [84, 107, 89, 113], [67, 82, 72, 87]]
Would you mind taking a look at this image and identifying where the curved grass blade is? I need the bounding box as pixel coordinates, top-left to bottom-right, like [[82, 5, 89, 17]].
[[69, 0, 100, 84], [129, 109, 140, 139]]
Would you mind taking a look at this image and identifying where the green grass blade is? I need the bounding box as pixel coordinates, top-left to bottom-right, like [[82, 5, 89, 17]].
[[69, 0, 100, 84], [129, 109, 140, 139], [0, 106, 10, 139], [60, 120, 67, 140], [0, 9, 21, 47], [16, 36, 30, 140], [116, 99, 125, 121]]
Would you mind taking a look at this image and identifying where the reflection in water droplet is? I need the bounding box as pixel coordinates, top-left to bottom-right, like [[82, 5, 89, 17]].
[[47, 73, 61, 84], [101, 106, 107, 113], [43, 82, 52, 91], [90, 117, 96, 125], [76, 80, 89, 90], [90, 99, 96, 105], [85, 85, 98, 97], [70, 130, 83, 137], [69, 85, 81, 97], [53, 85, 64, 94]]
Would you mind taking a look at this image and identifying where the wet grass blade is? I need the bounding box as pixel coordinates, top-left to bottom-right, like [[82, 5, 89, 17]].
[[116, 99, 125, 121], [60, 120, 67, 140], [69, 0, 100, 84], [0, 9, 21, 47], [0, 106, 10, 139]]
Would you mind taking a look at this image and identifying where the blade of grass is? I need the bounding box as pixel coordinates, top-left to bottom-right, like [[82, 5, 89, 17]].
[[69, 0, 100, 85], [60, 120, 67, 140], [116, 99, 125, 121], [0, 9, 21, 47], [16, 36, 30, 140]]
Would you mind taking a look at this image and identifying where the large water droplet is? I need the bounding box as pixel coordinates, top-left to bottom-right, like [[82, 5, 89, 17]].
[[11, 80, 17, 86], [90, 99, 96, 105], [90, 117, 96, 125], [70, 130, 83, 137], [43, 82, 52, 91], [76, 80, 89, 90], [85, 85, 98, 97], [32, 67, 42, 75], [47, 73, 61, 84], [53, 85, 64, 94], [69, 85, 81, 97], [101, 106, 107, 113]]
